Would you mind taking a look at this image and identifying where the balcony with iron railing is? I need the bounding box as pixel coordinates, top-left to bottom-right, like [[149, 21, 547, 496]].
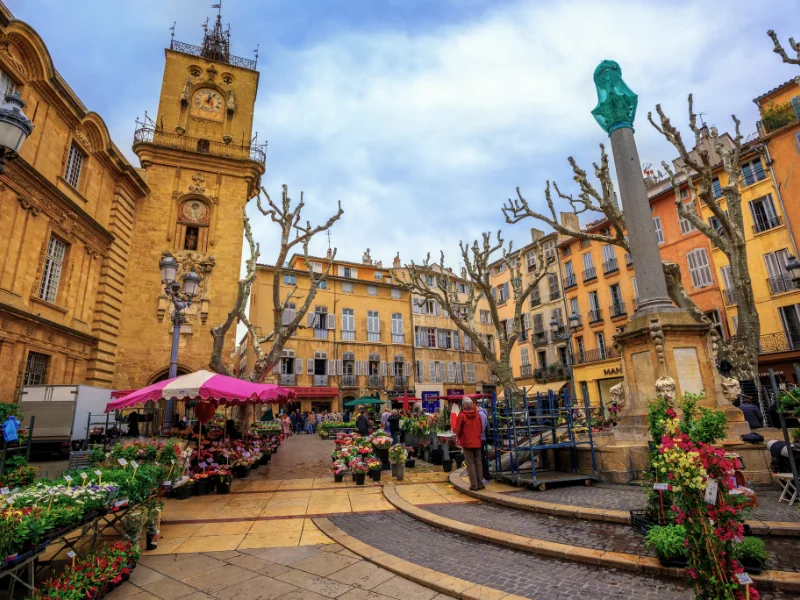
[[520, 364, 533, 377], [530, 295, 542, 308], [760, 331, 800, 354], [368, 375, 384, 388], [768, 274, 798, 296], [563, 274, 577, 289], [603, 258, 619, 275], [753, 215, 783, 234], [549, 290, 561, 301], [551, 326, 568, 340], [393, 376, 409, 388], [610, 301, 626, 319], [534, 364, 569, 381], [313, 375, 329, 386], [533, 330, 549, 345], [588, 308, 602, 323], [279, 374, 296, 386], [341, 375, 358, 387], [133, 127, 266, 166], [170, 38, 258, 70], [575, 347, 618, 364], [583, 267, 597, 282], [341, 330, 355, 341], [760, 104, 798, 134]]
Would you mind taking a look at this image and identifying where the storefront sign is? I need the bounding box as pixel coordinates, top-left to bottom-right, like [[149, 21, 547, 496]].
[[603, 367, 622, 376], [421, 391, 440, 413], [387, 389, 415, 399], [446, 389, 464, 396], [292, 387, 338, 398]]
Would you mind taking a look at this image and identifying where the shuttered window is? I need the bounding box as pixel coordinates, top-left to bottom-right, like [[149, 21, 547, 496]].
[[391, 313, 404, 343], [39, 237, 66, 304], [367, 310, 380, 342], [653, 216, 664, 244], [686, 248, 713, 288]]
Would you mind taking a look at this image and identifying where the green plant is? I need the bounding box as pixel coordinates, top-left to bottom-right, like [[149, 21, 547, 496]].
[[733, 536, 769, 567], [761, 100, 796, 132], [645, 524, 688, 560], [693, 407, 727, 444], [389, 444, 407, 464], [792, 428, 800, 444], [779, 388, 800, 417]]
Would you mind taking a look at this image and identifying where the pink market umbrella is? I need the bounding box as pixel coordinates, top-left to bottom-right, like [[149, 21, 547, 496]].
[[105, 369, 295, 412]]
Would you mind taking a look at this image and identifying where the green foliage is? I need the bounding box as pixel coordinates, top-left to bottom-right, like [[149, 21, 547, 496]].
[[645, 525, 688, 560], [792, 428, 800, 444], [5, 455, 27, 469], [87, 446, 106, 467], [0, 404, 22, 424], [647, 397, 671, 444], [732, 536, 769, 566], [779, 388, 800, 417], [693, 407, 728, 445], [761, 101, 796, 132]]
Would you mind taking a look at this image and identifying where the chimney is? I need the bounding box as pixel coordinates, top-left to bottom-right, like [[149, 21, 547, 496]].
[[326, 247, 333, 259], [560, 212, 580, 231], [530, 228, 544, 243], [393, 252, 401, 269]]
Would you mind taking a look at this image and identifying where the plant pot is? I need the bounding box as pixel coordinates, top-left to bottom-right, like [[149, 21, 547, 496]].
[[261, 454, 271, 465], [424, 449, 431, 463], [216, 481, 231, 494], [405, 459, 415, 468], [334, 473, 344, 483], [740, 558, 765, 575], [377, 448, 390, 470], [233, 465, 251, 479], [442, 459, 453, 472], [251, 461, 260, 470], [430, 448, 443, 465], [395, 463, 405, 481], [173, 486, 193, 500], [146, 530, 159, 551], [371, 470, 382, 482], [355, 473, 366, 486], [194, 479, 209, 496], [454, 454, 464, 469], [391, 463, 398, 477], [656, 554, 688, 568]]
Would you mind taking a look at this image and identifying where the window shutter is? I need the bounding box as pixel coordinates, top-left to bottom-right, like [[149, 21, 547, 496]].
[[434, 302, 441, 316], [453, 331, 460, 350], [355, 360, 361, 376], [491, 287, 497, 300], [307, 359, 314, 374], [337, 360, 343, 375], [282, 308, 292, 325], [417, 360, 424, 382], [380, 361, 387, 376], [413, 299, 420, 314], [455, 363, 462, 383], [404, 362, 411, 376], [351, 267, 358, 279], [272, 363, 280, 374], [429, 361, 436, 383], [686, 251, 699, 287], [294, 358, 303, 374], [337, 265, 345, 276], [328, 359, 335, 375], [447, 362, 455, 382], [327, 313, 335, 329], [307, 313, 316, 327], [792, 96, 800, 119], [503, 282, 510, 298]]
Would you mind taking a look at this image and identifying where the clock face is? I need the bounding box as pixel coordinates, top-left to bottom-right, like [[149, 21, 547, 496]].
[[192, 89, 224, 120], [182, 201, 209, 223]]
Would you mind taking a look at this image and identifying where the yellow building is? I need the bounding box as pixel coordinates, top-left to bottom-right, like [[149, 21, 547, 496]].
[[0, 4, 149, 400], [488, 228, 569, 396], [557, 218, 637, 409], [114, 13, 265, 389], [246, 252, 414, 412]]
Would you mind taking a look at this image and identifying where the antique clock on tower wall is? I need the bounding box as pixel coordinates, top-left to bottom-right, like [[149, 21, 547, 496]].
[[192, 89, 224, 122]]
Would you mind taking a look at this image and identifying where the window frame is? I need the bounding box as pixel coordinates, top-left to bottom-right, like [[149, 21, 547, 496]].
[[64, 143, 85, 189], [39, 236, 67, 304]]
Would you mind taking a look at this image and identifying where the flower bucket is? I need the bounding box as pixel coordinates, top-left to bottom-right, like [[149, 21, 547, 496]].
[[146, 530, 159, 551], [371, 470, 382, 482], [454, 454, 464, 469], [355, 473, 366, 486], [395, 463, 405, 481], [261, 453, 271, 465], [391, 463, 398, 478], [251, 461, 260, 470], [377, 448, 390, 470], [173, 486, 193, 500], [233, 465, 251, 479], [404, 459, 415, 469], [442, 459, 453, 472], [334, 473, 344, 483], [216, 481, 231, 494]]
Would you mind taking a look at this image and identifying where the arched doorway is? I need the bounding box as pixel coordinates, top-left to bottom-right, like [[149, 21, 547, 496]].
[[147, 366, 192, 385]]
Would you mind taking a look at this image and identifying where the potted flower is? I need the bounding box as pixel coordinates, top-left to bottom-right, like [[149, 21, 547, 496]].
[[367, 458, 382, 482], [193, 471, 211, 496], [389, 445, 407, 481], [644, 524, 688, 568], [332, 460, 348, 483], [404, 446, 416, 469], [260, 447, 272, 465], [733, 536, 769, 574], [232, 457, 251, 479], [215, 468, 232, 494], [371, 435, 392, 469], [171, 477, 194, 500], [350, 459, 369, 485]]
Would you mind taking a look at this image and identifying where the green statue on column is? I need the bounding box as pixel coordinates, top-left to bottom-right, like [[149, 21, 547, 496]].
[[591, 60, 638, 135]]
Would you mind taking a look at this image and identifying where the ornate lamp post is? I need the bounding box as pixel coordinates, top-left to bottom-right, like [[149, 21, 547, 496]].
[[0, 91, 34, 173], [159, 254, 201, 426]]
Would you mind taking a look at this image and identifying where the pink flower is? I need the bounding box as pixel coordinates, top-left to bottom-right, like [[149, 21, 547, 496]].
[[687, 568, 698, 580]]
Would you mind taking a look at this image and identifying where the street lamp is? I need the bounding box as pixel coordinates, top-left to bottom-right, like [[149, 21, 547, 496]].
[[159, 254, 201, 427], [786, 255, 800, 286], [0, 92, 34, 174]]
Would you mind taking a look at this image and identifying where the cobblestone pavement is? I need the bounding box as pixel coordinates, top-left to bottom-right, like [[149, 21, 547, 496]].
[[108, 542, 441, 600], [425, 501, 799, 573], [512, 484, 800, 523], [330, 511, 695, 599]]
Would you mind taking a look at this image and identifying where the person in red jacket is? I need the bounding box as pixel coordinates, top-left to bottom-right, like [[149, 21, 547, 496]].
[[455, 398, 484, 490]]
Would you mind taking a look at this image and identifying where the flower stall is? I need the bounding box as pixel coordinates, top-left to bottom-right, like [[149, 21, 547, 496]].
[[329, 432, 412, 484]]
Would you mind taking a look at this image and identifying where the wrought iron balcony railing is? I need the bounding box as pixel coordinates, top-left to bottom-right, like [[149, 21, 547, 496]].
[[170, 39, 258, 70], [752, 215, 783, 234], [368, 375, 383, 388], [603, 258, 619, 275], [520, 364, 532, 377], [610, 302, 626, 318], [760, 331, 800, 354], [768, 274, 797, 295], [588, 309, 602, 323], [534, 364, 569, 381], [133, 127, 266, 166], [550, 290, 561, 301], [583, 267, 597, 282], [563, 274, 577, 289], [575, 347, 618, 364], [279, 374, 296, 386], [393, 376, 409, 388], [313, 375, 329, 386], [533, 330, 549, 345], [530, 295, 542, 308], [341, 375, 357, 387]]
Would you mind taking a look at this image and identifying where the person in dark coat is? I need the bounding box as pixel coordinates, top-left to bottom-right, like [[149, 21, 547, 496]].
[[738, 398, 764, 429], [295, 409, 305, 434], [387, 409, 401, 445], [356, 408, 370, 436], [127, 412, 140, 437]]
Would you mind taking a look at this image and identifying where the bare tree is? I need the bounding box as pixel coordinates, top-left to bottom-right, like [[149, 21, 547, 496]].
[[209, 184, 343, 381], [503, 100, 760, 381], [394, 231, 547, 392], [768, 29, 800, 65]]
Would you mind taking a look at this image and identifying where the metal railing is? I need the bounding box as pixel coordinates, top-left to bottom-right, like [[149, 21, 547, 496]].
[[752, 215, 783, 234], [533, 330, 549, 345], [313, 375, 329, 386], [520, 364, 532, 377], [761, 105, 797, 134], [393, 376, 408, 388], [133, 127, 266, 165], [583, 267, 597, 281], [534, 364, 569, 381], [549, 290, 561, 301], [530, 295, 542, 308], [768, 274, 798, 295], [563, 274, 577, 289], [368, 375, 383, 388], [610, 302, 626, 318], [170, 39, 258, 70], [760, 332, 800, 354], [341, 375, 357, 387], [603, 258, 619, 274], [575, 347, 618, 364], [741, 170, 768, 188], [314, 329, 329, 339], [392, 334, 405, 344], [279, 374, 296, 386], [341, 330, 355, 341], [588, 308, 602, 323], [551, 326, 568, 340]]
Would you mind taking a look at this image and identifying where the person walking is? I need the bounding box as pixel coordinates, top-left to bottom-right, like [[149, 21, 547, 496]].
[[306, 411, 316, 434], [477, 402, 490, 485], [388, 409, 401, 445], [455, 398, 484, 491], [356, 408, 370, 436], [295, 409, 305, 434], [281, 412, 291, 437], [380, 407, 391, 433]]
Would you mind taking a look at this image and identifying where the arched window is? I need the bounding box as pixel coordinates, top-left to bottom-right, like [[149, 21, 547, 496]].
[[175, 198, 211, 253]]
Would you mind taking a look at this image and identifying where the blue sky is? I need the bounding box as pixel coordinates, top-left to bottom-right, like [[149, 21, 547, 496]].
[[9, 0, 800, 270]]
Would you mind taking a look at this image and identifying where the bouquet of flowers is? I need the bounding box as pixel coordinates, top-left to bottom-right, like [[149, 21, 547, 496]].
[[371, 435, 392, 450], [356, 446, 372, 457], [366, 458, 382, 471], [389, 444, 407, 464], [331, 461, 348, 476], [90, 427, 105, 436], [349, 459, 369, 474]]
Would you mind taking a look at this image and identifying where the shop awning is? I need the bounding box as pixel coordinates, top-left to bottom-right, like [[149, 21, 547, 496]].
[[524, 381, 570, 396]]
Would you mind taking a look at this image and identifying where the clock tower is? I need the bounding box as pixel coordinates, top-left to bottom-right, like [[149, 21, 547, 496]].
[[114, 11, 265, 390]]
